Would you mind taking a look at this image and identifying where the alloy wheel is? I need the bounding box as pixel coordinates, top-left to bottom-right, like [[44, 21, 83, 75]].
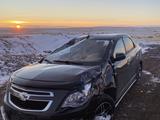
[[94, 102, 113, 120]]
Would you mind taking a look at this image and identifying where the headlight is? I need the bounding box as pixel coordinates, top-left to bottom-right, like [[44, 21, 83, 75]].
[[61, 83, 92, 108]]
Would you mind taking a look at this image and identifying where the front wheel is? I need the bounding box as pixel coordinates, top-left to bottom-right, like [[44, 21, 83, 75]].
[[92, 96, 115, 120], [94, 102, 113, 120]]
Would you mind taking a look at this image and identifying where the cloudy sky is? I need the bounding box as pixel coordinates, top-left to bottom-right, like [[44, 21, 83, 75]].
[[0, 0, 160, 28]]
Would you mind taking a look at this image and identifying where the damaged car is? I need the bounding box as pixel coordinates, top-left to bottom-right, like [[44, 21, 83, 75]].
[[1, 34, 142, 120]]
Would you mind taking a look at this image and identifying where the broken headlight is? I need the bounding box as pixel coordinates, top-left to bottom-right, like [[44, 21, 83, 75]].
[[62, 83, 92, 108]]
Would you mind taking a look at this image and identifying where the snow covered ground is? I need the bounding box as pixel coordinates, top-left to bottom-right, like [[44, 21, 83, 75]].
[[0, 27, 160, 85]]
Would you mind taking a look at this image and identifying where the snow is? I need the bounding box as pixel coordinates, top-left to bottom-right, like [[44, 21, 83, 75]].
[[142, 70, 160, 84], [142, 70, 152, 75], [151, 76, 160, 84], [136, 39, 160, 54], [0, 75, 9, 86], [0, 34, 77, 55], [26, 34, 77, 53]]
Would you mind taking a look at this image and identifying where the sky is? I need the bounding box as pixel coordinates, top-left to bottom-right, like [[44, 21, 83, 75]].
[[0, 0, 160, 28]]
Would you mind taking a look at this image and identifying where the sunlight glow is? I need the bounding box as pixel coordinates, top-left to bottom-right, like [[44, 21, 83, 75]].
[[10, 20, 27, 24], [16, 25, 21, 29]]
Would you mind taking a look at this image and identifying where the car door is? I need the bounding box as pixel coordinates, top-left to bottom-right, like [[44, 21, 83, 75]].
[[113, 38, 130, 99], [123, 36, 137, 84]]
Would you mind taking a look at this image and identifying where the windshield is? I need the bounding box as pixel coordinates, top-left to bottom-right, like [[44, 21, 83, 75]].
[[44, 38, 110, 64]]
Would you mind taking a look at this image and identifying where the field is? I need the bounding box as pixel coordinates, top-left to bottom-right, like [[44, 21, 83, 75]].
[[0, 27, 160, 120]]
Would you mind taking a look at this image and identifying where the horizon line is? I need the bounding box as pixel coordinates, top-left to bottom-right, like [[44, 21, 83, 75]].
[[1, 25, 160, 29]]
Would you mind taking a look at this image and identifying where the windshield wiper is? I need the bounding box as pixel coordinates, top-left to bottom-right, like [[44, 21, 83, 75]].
[[43, 59, 53, 64], [53, 60, 83, 65]]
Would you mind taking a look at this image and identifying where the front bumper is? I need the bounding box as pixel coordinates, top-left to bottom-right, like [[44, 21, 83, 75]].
[[2, 102, 93, 120], [2, 92, 95, 120]]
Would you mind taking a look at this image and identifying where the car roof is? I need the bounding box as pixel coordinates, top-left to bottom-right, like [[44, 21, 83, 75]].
[[88, 34, 129, 40], [75, 34, 129, 41]]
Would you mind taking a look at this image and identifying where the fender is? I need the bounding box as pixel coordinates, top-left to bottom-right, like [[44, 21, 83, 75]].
[[101, 63, 116, 100]]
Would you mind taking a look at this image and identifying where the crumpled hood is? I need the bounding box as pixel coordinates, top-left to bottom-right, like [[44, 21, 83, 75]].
[[12, 63, 101, 88]]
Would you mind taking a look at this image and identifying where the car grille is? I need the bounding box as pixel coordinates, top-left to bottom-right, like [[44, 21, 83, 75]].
[[9, 84, 54, 112]]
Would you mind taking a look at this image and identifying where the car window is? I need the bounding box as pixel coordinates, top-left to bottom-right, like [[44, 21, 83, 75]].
[[113, 38, 126, 58], [123, 37, 135, 53]]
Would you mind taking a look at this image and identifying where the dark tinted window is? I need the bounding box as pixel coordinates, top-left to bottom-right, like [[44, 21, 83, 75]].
[[113, 38, 126, 58], [123, 37, 134, 52]]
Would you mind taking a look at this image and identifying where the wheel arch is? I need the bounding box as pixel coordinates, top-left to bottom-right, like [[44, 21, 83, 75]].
[[103, 87, 116, 101]]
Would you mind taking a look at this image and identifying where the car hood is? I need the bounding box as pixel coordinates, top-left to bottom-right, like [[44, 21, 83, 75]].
[[12, 63, 101, 89]]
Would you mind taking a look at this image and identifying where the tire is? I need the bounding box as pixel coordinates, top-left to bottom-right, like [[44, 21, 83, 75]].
[[91, 95, 115, 120]]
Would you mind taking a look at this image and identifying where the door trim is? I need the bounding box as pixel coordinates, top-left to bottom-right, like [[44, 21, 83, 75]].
[[115, 74, 137, 107]]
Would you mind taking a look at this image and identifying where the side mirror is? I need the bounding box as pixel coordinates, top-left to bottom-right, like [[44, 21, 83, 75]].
[[114, 53, 126, 61]]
